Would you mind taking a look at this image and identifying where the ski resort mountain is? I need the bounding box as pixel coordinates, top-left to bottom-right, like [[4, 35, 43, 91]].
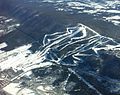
[[0, 0, 120, 95]]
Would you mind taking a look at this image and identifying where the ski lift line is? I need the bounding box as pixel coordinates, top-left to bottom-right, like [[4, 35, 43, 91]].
[[14, 26, 40, 45], [68, 68, 103, 95]]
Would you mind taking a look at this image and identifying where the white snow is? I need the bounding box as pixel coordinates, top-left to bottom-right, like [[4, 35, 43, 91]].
[[111, 20, 120, 25], [103, 15, 120, 25], [0, 42, 7, 49], [4, 83, 35, 95], [105, 16, 120, 20], [42, 0, 55, 3], [5, 19, 13, 23], [90, 2, 105, 9], [17, 88, 35, 95], [83, 10, 98, 14], [67, 2, 90, 7], [57, 8, 64, 11], [106, 10, 120, 14], [3, 83, 21, 95], [0, 30, 4, 33], [0, 44, 31, 71], [71, 7, 84, 10]]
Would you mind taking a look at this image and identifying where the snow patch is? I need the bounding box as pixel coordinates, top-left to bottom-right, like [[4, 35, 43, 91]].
[[0, 42, 7, 49]]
